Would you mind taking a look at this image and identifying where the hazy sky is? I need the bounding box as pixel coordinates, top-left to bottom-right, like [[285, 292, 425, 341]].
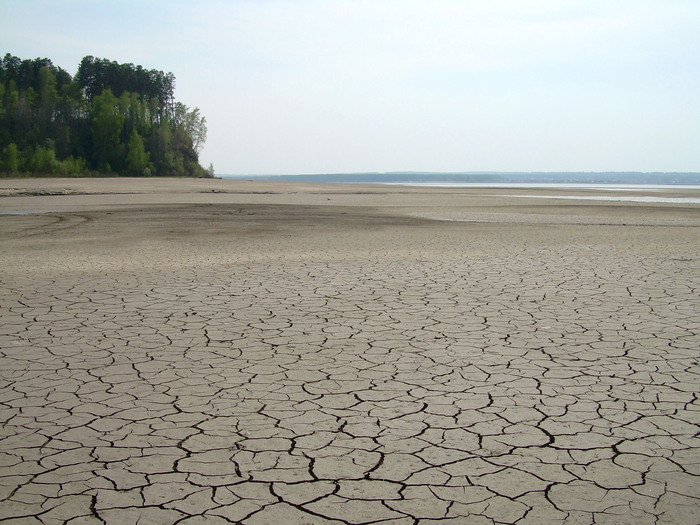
[[2, 0, 699, 174]]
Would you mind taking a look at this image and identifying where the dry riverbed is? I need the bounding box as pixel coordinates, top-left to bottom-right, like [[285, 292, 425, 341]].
[[1, 178, 699, 524]]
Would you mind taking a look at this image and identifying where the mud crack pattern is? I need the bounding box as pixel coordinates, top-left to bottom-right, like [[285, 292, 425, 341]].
[[1, 207, 699, 524]]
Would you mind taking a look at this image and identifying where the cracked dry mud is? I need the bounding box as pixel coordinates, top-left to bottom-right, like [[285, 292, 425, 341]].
[[1, 180, 699, 524]]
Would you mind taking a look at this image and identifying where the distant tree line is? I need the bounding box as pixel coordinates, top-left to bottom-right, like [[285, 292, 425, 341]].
[[0, 53, 212, 177]]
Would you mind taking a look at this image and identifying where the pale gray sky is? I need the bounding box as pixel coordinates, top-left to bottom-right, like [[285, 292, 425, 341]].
[[1, 0, 699, 174]]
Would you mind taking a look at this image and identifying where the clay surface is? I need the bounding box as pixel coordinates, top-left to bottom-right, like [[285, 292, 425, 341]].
[[1, 178, 699, 524]]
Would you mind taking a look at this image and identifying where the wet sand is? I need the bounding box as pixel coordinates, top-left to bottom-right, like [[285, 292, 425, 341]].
[[1, 178, 699, 524]]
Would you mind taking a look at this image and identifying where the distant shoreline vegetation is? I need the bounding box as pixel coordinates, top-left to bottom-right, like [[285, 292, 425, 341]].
[[0, 54, 212, 178], [222, 172, 700, 185]]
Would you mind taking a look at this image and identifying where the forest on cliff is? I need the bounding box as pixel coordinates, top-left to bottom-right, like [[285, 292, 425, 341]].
[[0, 54, 211, 177]]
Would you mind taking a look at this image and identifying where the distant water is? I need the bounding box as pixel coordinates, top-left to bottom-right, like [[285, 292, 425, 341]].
[[494, 194, 700, 204], [221, 172, 700, 185], [220, 175, 700, 203], [388, 182, 700, 204], [387, 182, 700, 190], [382, 182, 700, 204]]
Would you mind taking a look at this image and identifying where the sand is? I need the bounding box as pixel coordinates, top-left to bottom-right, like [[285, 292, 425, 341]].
[[1, 177, 699, 524]]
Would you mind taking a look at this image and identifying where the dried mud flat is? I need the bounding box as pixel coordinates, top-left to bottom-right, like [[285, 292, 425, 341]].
[[1, 178, 699, 524]]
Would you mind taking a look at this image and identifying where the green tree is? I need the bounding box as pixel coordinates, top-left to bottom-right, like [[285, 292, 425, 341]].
[[90, 89, 124, 171], [125, 130, 149, 176], [1, 143, 20, 173], [27, 145, 60, 174], [172, 102, 207, 155], [1, 54, 208, 177], [38, 66, 57, 123]]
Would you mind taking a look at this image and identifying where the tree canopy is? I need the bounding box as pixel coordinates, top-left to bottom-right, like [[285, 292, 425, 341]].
[[0, 53, 210, 177]]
